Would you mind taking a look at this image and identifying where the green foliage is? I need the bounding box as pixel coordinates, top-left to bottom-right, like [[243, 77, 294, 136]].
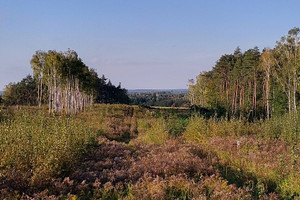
[[138, 118, 169, 145], [166, 115, 189, 137], [96, 76, 130, 104], [188, 27, 300, 120], [262, 113, 300, 143], [2, 75, 39, 106], [188, 46, 265, 119], [183, 116, 207, 142]]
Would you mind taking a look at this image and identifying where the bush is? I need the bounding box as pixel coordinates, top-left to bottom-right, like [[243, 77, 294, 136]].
[[166, 115, 189, 137], [184, 117, 207, 142], [137, 118, 169, 145]]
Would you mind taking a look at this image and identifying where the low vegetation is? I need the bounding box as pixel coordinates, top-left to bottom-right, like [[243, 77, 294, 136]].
[[184, 114, 300, 199], [2, 104, 300, 199], [0, 107, 99, 195]]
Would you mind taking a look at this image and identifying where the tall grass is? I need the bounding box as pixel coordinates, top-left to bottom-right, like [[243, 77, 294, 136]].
[[185, 113, 300, 143], [0, 109, 98, 190], [183, 114, 300, 198], [184, 117, 261, 142]]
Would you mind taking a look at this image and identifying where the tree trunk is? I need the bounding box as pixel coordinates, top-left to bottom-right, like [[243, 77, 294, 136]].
[[239, 86, 243, 117], [234, 83, 238, 115], [266, 68, 270, 119], [232, 84, 236, 115], [288, 77, 291, 113], [253, 72, 257, 117], [293, 71, 297, 112], [48, 82, 52, 115], [39, 78, 43, 107]]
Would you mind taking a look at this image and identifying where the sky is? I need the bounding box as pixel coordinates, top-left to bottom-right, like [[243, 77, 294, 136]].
[[0, 0, 300, 90]]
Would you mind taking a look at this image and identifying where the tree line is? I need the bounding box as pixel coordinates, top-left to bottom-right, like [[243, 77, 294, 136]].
[[129, 91, 189, 107], [188, 27, 300, 120], [2, 50, 129, 113], [1, 75, 37, 106]]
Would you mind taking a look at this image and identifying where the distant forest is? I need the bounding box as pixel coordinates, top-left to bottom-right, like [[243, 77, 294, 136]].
[[129, 90, 189, 107], [188, 27, 300, 120]]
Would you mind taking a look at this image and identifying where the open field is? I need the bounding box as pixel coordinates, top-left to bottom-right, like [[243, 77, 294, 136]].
[[1, 104, 300, 199]]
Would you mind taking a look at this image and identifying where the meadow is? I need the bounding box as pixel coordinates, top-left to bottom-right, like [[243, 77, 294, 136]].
[[0, 104, 300, 199]]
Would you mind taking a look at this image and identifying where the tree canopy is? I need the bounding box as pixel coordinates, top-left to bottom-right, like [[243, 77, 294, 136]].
[[2, 75, 38, 106], [188, 27, 300, 120]]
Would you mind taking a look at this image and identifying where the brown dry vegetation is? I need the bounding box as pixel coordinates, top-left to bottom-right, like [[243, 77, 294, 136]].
[[12, 138, 253, 199]]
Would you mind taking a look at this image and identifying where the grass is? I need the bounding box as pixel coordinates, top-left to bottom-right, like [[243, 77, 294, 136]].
[[183, 114, 300, 199], [0, 108, 99, 193], [2, 104, 300, 199]]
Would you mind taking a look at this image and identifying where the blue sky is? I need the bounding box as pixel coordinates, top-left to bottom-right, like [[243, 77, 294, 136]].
[[0, 0, 299, 90]]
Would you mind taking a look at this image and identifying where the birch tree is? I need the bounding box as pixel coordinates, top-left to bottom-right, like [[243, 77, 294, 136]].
[[260, 48, 276, 119], [274, 28, 300, 113], [31, 50, 97, 115]]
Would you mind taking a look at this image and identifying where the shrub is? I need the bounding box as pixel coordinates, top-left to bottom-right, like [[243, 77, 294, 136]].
[[137, 118, 169, 145], [184, 117, 207, 142], [166, 115, 189, 137]]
